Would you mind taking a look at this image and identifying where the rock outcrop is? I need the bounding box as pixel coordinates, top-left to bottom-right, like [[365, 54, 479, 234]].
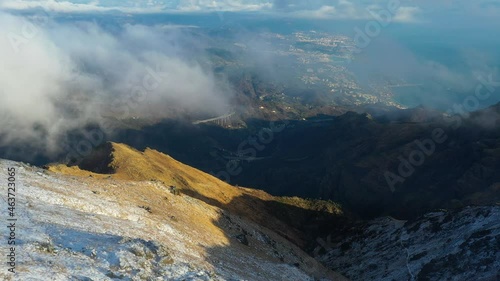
[[319, 206, 500, 281]]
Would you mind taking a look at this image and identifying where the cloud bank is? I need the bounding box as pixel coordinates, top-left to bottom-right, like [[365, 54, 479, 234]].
[[3, 0, 500, 24], [0, 11, 233, 157]]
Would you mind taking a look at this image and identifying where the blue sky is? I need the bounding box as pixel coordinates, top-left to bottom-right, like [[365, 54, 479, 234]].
[[1, 0, 500, 24]]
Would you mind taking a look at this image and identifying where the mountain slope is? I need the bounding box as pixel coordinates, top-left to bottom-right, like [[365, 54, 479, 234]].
[[49, 142, 345, 249], [1, 158, 346, 280], [319, 206, 500, 281], [100, 103, 500, 220]]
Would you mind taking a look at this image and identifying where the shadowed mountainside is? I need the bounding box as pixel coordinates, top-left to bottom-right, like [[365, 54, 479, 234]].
[[109, 103, 500, 219], [319, 205, 500, 281], [49, 142, 348, 252]]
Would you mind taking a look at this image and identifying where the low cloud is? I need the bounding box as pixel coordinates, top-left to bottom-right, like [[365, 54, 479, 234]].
[[275, 0, 421, 22], [2, 0, 500, 25], [0, 0, 166, 13], [0, 0, 424, 22], [0, 11, 233, 157], [0, 0, 273, 13], [393, 6, 421, 23], [176, 0, 272, 12]]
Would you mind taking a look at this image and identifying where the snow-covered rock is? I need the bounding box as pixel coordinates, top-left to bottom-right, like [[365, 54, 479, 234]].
[[0, 160, 343, 281], [319, 206, 500, 281]]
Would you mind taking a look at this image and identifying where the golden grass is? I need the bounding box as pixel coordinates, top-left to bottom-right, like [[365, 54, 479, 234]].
[[49, 142, 343, 247], [276, 196, 343, 215]]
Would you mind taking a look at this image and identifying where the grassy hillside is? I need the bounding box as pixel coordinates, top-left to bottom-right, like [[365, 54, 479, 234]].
[[49, 142, 345, 250]]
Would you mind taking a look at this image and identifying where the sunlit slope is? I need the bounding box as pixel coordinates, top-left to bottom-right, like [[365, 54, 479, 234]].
[[49, 142, 343, 248], [1, 160, 346, 280]]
